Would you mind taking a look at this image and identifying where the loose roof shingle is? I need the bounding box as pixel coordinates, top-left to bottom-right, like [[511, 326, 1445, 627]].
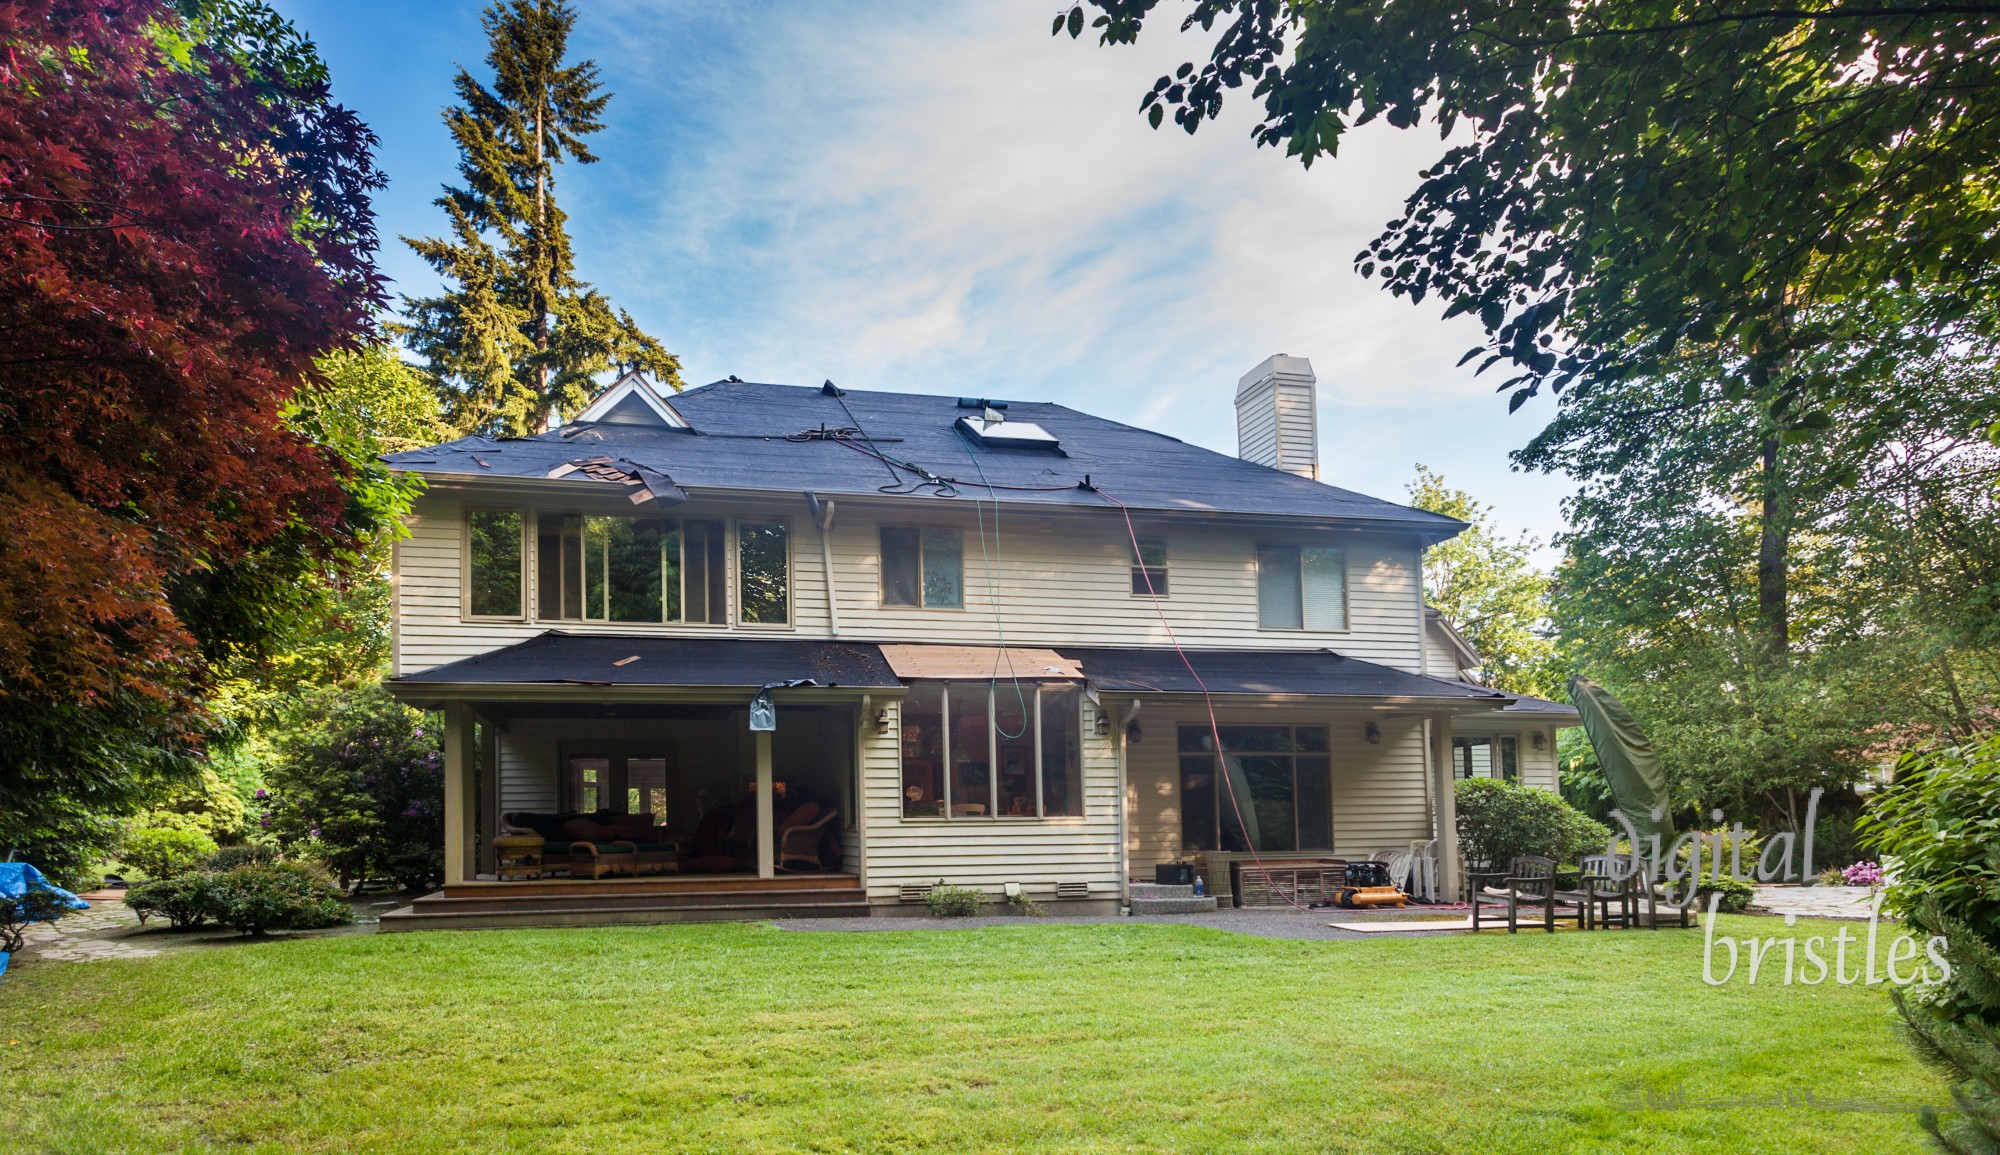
[[385, 379, 1465, 536]]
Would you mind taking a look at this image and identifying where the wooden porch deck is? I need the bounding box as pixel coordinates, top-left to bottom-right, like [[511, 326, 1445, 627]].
[[378, 872, 867, 932]]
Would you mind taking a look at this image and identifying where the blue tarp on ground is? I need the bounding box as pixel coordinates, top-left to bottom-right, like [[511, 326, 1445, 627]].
[[0, 863, 89, 977]]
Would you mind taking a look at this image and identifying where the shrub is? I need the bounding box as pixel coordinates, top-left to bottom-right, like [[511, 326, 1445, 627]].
[[209, 862, 351, 935], [265, 688, 442, 891], [121, 826, 218, 881], [1817, 867, 1846, 887], [124, 872, 221, 930], [0, 884, 78, 952], [1006, 891, 1047, 917], [1695, 873, 1756, 914], [1857, 733, 2000, 1151], [1455, 777, 1614, 871], [926, 884, 984, 918], [205, 844, 279, 872]]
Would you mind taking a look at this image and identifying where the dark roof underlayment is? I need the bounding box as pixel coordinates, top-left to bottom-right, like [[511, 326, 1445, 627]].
[[384, 379, 1466, 536], [391, 633, 903, 690], [394, 633, 1514, 706], [1056, 646, 1516, 702]]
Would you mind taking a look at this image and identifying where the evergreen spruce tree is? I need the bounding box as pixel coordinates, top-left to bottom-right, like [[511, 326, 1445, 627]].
[[400, 0, 678, 436]]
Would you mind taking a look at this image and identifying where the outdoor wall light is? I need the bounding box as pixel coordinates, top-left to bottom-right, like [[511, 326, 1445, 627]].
[[1126, 721, 1143, 744], [1533, 730, 1548, 751], [1365, 721, 1382, 744], [1094, 712, 1110, 736], [875, 707, 893, 732]]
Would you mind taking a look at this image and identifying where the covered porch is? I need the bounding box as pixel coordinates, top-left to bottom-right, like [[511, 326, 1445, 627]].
[[382, 634, 900, 930], [1070, 646, 1529, 906]]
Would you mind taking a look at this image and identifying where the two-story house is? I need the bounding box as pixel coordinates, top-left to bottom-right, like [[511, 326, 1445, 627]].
[[380, 355, 1578, 928]]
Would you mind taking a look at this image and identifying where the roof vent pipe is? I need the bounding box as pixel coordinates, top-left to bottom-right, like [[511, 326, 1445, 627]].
[[1235, 354, 1319, 479]]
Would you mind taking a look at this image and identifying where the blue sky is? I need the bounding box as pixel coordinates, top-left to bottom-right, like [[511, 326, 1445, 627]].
[[274, 0, 1576, 548]]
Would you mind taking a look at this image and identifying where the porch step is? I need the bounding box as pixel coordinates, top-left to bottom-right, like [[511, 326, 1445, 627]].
[[412, 886, 861, 917], [377, 897, 869, 932], [1130, 883, 1201, 901], [1129, 894, 1219, 915], [377, 873, 869, 931]]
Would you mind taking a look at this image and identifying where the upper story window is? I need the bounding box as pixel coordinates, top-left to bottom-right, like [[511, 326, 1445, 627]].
[[880, 527, 963, 608], [737, 522, 790, 625], [900, 683, 1082, 819], [1130, 537, 1168, 597], [535, 514, 727, 624], [466, 510, 525, 618], [1256, 545, 1346, 630]]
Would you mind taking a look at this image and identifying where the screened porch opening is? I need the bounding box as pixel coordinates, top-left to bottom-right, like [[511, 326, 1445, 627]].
[[486, 702, 857, 881]]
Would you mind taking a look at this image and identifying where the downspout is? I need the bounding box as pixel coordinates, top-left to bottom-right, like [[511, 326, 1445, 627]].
[[808, 493, 840, 637]]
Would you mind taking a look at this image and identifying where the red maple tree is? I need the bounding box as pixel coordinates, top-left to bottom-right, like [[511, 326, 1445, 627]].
[[0, 0, 385, 723]]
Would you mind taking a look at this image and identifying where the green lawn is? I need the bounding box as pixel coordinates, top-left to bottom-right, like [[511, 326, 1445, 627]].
[[0, 916, 1943, 1153]]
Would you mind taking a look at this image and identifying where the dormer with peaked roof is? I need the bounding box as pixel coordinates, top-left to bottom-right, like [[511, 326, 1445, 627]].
[[571, 369, 689, 428]]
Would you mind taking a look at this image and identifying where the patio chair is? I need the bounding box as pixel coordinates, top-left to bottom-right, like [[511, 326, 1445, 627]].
[[1558, 854, 1638, 930], [1641, 871, 1700, 929], [776, 806, 840, 873], [1470, 855, 1585, 933]]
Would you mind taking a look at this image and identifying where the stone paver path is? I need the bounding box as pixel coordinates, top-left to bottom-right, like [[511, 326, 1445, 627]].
[[1749, 885, 1884, 921], [14, 895, 160, 961]]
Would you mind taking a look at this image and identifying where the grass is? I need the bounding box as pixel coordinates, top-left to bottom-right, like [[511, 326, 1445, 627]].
[[0, 916, 1943, 1153]]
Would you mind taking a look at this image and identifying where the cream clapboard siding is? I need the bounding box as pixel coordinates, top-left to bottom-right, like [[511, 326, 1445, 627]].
[[1123, 703, 1434, 873], [1423, 630, 1462, 680], [395, 488, 1426, 676], [858, 695, 1123, 903]]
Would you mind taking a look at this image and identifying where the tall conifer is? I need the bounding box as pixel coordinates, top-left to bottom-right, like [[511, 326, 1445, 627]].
[[401, 0, 678, 435]]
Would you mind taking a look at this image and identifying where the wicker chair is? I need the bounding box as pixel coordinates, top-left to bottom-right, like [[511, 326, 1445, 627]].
[[776, 807, 839, 873]]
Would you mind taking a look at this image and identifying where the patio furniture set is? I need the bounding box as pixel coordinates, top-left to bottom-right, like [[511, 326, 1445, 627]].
[[490, 803, 840, 880], [1470, 853, 1699, 933]]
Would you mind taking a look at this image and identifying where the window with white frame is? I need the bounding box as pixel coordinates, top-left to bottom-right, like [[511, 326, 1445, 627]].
[[534, 514, 728, 624], [1256, 545, 1346, 630], [466, 510, 525, 618], [880, 527, 963, 608], [1453, 734, 1519, 782], [900, 683, 1081, 819], [736, 521, 790, 625], [1130, 537, 1168, 596]]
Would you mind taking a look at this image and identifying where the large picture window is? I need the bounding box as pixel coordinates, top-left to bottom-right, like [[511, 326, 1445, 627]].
[[536, 514, 727, 624], [737, 522, 790, 625], [900, 683, 1082, 819], [1178, 724, 1332, 852], [466, 510, 524, 618], [881, 527, 963, 608], [1256, 545, 1346, 630]]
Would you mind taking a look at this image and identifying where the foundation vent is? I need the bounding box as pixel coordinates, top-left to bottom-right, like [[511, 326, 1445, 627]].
[[1055, 881, 1091, 900], [898, 884, 934, 903]]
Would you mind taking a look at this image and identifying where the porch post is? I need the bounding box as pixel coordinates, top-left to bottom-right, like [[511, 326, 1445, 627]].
[[755, 729, 776, 879], [442, 701, 476, 886], [1429, 711, 1460, 900]]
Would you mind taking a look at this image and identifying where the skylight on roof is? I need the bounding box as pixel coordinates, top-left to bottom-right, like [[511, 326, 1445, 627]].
[[957, 409, 1059, 450]]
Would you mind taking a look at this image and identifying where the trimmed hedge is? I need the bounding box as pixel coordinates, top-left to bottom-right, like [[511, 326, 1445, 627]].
[[1455, 777, 1614, 871]]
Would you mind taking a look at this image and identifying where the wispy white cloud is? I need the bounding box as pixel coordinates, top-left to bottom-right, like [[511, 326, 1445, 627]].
[[292, 0, 1576, 545]]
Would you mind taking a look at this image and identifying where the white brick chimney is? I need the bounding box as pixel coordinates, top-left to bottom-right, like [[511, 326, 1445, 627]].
[[1235, 354, 1319, 479]]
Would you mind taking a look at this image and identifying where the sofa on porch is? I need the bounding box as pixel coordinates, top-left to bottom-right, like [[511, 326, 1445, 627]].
[[497, 811, 679, 878]]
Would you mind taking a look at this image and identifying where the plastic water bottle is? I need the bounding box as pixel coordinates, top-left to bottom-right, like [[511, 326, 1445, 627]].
[[1193, 874, 1205, 897]]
